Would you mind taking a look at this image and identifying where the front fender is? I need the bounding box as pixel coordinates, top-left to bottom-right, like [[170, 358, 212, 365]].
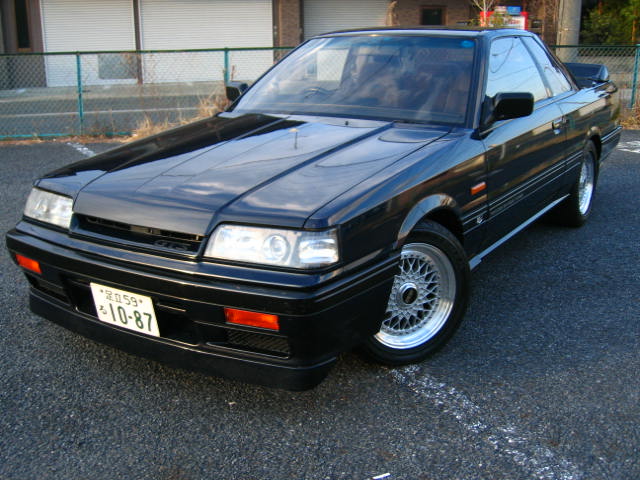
[[395, 194, 461, 248]]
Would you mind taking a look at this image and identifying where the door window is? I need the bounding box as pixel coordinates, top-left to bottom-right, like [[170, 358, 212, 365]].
[[522, 37, 573, 96], [486, 37, 548, 102]]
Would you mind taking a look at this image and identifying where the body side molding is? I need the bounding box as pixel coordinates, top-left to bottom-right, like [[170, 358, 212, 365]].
[[468, 195, 569, 269]]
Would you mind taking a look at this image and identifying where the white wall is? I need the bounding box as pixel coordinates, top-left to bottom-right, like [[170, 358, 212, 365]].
[[303, 0, 388, 40]]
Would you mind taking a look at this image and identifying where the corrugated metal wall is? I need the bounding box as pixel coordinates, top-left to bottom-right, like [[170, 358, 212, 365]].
[[303, 0, 388, 40], [40, 0, 136, 86], [139, 0, 273, 83], [139, 0, 272, 50], [38, 0, 274, 86]]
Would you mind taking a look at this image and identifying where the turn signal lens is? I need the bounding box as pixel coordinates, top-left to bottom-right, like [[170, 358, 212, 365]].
[[15, 254, 42, 274], [224, 308, 280, 331]]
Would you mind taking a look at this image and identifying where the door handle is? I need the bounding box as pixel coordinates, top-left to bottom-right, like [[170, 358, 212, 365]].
[[552, 118, 564, 131]]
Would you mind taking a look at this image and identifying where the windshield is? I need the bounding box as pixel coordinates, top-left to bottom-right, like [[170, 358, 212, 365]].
[[232, 35, 476, 125]]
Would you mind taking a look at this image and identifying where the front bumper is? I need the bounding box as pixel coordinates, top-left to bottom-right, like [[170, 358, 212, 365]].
[[6, 222, 397, 390]]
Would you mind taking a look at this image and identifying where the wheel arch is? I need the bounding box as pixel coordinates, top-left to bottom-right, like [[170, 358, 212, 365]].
[[584, 133, 601, 182], [396, 194, 464, 248], [585, 126, 602, 160], [589, 134, 602, 160]]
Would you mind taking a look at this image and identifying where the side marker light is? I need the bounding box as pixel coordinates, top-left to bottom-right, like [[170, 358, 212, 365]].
[[471, 182, 487, 195]]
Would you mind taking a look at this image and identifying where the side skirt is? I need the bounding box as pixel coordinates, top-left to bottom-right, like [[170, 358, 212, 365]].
[[468, 195, 569, 270]]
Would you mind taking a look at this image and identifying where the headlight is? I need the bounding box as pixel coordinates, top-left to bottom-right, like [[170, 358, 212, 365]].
[[205, 225, 339, 269], [24, 188, 73, 229]]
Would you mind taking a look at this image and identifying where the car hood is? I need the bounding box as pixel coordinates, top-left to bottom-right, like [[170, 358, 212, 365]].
[[40, 114, 449, 235]]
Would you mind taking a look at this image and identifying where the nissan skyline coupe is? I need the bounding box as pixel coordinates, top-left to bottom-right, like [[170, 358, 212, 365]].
[[6, 28, 621, 390]]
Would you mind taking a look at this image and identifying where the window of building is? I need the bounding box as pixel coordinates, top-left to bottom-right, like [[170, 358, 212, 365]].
[[421, 7, 445, 26], [14, 0, 31, 50]]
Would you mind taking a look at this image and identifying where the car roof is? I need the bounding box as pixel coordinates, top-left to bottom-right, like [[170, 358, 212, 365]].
[[316, 27, 532, 40]]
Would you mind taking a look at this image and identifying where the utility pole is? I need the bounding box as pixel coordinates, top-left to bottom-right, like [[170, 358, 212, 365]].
[[556, 0, 582, 61]]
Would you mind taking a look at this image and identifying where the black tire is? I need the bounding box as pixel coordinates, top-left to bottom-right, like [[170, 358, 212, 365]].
[[551, 141, 598, 227], [360, 220, 470, 366]]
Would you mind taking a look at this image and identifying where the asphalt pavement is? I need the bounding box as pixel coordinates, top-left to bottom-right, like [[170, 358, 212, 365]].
[[0, 132, 638, 480]]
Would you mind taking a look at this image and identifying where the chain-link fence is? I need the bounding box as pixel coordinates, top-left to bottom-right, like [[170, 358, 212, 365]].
[[1, 45, 638, 139], [552, 45, 639, 108], [0, 47, 292, 139]]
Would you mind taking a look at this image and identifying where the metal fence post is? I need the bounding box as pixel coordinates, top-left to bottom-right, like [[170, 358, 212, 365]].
[[631, 45, 640, 109], [76, 53, 85, 135], [224, 48, 230, 84]]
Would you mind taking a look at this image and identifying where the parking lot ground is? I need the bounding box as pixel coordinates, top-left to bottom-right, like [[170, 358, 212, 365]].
[[0, 132, 638, 480]]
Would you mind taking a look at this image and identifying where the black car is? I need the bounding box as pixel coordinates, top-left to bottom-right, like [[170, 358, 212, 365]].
[[6, 28, 621, 390]]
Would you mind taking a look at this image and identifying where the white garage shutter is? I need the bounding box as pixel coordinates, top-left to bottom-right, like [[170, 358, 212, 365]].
[[303, 0, 389, 40], [139, 0, 273, 83], [40, 0, 136, 86]]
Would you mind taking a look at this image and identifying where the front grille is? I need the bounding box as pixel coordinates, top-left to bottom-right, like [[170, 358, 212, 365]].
[[27, 274, 69, 303], [227, 330, 291, 356], [76, 215, 203, 253]]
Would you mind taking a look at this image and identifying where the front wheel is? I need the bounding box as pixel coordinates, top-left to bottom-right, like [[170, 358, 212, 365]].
[[360, 221, 470, 365]]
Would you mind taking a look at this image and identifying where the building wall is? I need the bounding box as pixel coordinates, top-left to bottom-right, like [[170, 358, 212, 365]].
[[538, 1, 558, 45], [0, 6, 4, 53], [0, 6, 6, 88], [0, 0, 16, 52], [395, 0, 473, 26], [6, 0, 557, 53], [0, 0, 46, 88], [1, 0, 44, 52], [275, 0, 301, 46]]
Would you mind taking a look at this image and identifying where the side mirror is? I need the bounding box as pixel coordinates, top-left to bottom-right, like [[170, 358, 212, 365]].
[[589, 65, 609, 84], [565, 62, 610, 87], [225, 82, 249, 102], [477, 92, 534, 137], [492, 92, 534, 121]]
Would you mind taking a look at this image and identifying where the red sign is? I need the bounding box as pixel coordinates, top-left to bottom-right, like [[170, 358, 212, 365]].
[[479, 11, 529, 29]]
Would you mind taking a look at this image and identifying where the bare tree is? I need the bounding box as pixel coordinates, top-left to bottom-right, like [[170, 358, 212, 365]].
[[469, 0, 497, 26], [386, 0, 399, 26], [525, 0, 559, 43], [470, 0, 497, 11]]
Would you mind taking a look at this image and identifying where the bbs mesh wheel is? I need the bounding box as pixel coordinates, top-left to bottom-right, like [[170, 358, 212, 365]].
[[361, 220, 470, 365]]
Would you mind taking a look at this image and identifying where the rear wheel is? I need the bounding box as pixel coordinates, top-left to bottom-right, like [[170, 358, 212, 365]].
[[551, 141, 598, 227], [361, 221, 470, 365]]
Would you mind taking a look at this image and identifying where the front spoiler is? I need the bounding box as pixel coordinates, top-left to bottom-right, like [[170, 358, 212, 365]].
[[30, 290, 335, 391]]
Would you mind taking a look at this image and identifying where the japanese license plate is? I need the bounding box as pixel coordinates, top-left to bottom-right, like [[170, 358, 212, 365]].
[[90, 283, 160, 337]]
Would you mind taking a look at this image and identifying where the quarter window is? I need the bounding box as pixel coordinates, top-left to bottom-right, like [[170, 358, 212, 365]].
[[522, 37, 572, 96], [486, 37, 548, 102]]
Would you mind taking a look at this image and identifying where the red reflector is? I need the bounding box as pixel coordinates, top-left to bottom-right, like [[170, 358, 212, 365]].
[[224, 308, 279, 331], [15, 254, 42, 274]]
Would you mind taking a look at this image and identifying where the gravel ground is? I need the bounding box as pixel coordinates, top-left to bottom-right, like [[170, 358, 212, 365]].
[[0, 133, 638, 480]]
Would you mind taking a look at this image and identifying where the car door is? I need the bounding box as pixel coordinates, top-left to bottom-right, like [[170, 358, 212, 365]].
[[481, 36, 568, 248], [525, 36, 619, 170]]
